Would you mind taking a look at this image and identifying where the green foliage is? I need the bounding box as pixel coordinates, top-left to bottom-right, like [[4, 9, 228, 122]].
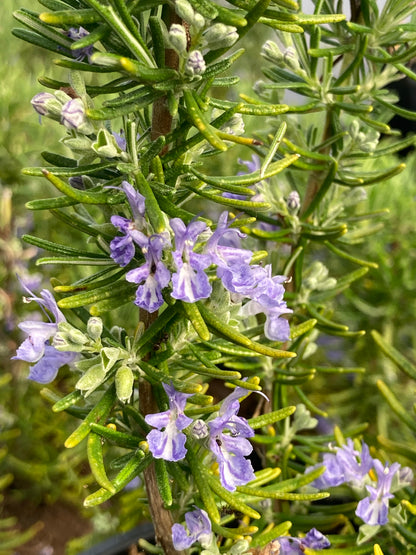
[[7, 0, 416, 553]]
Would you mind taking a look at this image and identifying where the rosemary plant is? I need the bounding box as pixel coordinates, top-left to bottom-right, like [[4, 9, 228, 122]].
[[11, 0, 416, 553]]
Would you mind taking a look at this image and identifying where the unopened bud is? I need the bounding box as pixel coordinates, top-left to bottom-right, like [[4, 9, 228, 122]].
[[115, 366, 134, 403], [286, 190, 300, 213], [87, 317, 103, 341], [191, 419, 209, 439], [31, 92, 61, 117], [175, 0, 195, 23], [203, 24, 238, 50], [261, 40, 283, 64], [168, 24, 188, 53], [61, 98, 93, 134], [283, 46, 300, 71], [185, 50, 206, 76]]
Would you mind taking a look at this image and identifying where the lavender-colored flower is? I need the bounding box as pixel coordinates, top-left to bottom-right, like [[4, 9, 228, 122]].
[[112, 130, 127, 151], [66, 27, 94, 62], [110, 182, 147, 267], [208, 386, 256, 491], [186, 50, 206, 76], [172, 508, 212, 550], [12, 286, 76, 384], [170, 218, 212, 303], [309, 439, 374, 489], [240, 265, 292, 341], [145, 383, 193, 461], [356, 459, 401, 526], [126, 232, 171, 312], [238, 154, 261, 175], [278, 528, 330, 553], [61, 98, 89, 131]]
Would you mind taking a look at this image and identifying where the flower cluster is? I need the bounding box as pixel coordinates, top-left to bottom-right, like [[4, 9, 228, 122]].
[[144, 383, 258, 491], [13, 283, 76, 384], [110, 183, 292, 341], [308, 439, 413, 526]]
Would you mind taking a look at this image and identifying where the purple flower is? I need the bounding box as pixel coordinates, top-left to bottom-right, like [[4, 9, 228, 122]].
[[356, 459, 401, 526], [309, 439, 374, 489], [170, 218, 212, 303], [278, 528, 330, 553], [145, 383, 193, 461], [172, 508, 212, 550], [66, 27, 94, 62], [125, 232, 171, 312], [12, 286, 76, 384], [112, 130, 127, 151], [208, 386, 256, 491], [109, 182, 146, 267], [240, 265, 292, 341]]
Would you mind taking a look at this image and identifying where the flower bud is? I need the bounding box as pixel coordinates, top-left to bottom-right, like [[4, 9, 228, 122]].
[[203, 24, 238, 50], [31, 92, 61, 117], [174, 0, 195, 24], [168, 24, 188, 53], [283, 46, 300, 71], [61, 98, 94, 134], [286, 190, 300, 213], [115, 366, 134, 403], [101, 347, 121, 373], [76, 363, 106, 395], [261, 40, 283, 64], [191, 419, 209, 439], [87, 317, 103, 341], [185, 50, 206, 76]]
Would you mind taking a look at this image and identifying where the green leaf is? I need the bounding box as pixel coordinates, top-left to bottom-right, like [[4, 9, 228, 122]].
[[206, 474, 261, 519], [377, 380, 416, 434], [186, 445, 220, 523], [57, 280, 136, 309], [154, 459, 173, 507], [22, 234, 108, 259], [87, 432, 116, 493], [183, 90, 228, 152], [65, 384, 117, 448], [372, 330, 416, 380], [191, 154, 299, 187], [209, 96, 289, 116], [23, 161, 117, 178], [197, 303, 296, 359], [84, 452, 150, 507], [248, 406, 296, 428], [324, 241, 378, 269], [42, 170, 125, 205], [39, 8, 101, 25]]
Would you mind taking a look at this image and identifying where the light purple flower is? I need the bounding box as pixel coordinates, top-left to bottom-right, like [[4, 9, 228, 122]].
[[109, 182, 146, 267], [172, 508, 212, 550], [240, 265, 292, 341], [278, 528, 330, 553], [309, 439, 374, 489], [126, 232, 171, 313], [145, 383, 193, 461], [208, 386, 256, 491], [356, 459, 401, 526], [12, 286, 76, 384], [66, 27, 94, 62], [170, 218, 212, 303]]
